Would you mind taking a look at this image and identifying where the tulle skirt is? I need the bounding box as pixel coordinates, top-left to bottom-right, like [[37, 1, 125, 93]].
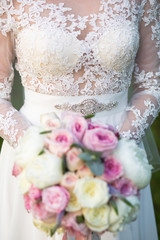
[[0, 89, 158, 240]]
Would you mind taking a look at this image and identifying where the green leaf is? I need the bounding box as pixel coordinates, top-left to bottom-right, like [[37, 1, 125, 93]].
[[70, 143, 85, 151], [120, 197, 134, 208], [76, 215, 85, 224], [40, 130, 52, 135], [78, 152, 98, 162], [86, 161, 104, 176], [38, 149, 45, 156], [84, 114, 95, 119], [50, 225, 59, 237], [62, 154, 68, 173], [85, 149, 102, 158], [109, 198, 119, 215]]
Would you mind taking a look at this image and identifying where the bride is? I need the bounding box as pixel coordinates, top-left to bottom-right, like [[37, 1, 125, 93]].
[[0, 0, 159, 239]]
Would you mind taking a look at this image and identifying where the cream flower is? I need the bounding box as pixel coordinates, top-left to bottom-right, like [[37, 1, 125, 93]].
[[74, 177, 110, 208], [66, 191, 81, 212], [40, 112, 61, 130], [17, 170, 31, 194], [15, 126, 44, 168], [113, 138, 152, 189], [25, 151, 63, 189], [83, 205, 110, 232]]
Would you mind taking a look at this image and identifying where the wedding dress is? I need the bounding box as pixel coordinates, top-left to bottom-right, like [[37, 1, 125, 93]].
[[0, 0, 159, 240]]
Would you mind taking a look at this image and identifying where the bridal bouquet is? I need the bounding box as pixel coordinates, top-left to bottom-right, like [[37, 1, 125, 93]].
[[12, 111, 152, 237]]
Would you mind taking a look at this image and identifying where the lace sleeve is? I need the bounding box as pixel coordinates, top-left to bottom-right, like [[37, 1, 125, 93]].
[[119, 0, 160, 143], [0, 1, 31, 147]]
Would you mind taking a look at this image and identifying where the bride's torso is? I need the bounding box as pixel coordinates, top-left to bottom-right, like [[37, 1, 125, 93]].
[[6, 0, 143, 97]]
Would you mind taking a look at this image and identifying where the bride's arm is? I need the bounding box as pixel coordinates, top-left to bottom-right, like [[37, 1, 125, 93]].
[[120, 0, 160, 143], [0, 3, 31, 147]]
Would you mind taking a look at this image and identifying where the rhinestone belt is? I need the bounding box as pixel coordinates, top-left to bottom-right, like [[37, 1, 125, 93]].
[[54, 99, 118, 115]]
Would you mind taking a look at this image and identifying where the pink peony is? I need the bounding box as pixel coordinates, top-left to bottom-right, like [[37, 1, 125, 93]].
[[46, 129, 75, 156], [31, 202, 56, 221], [66, 147, 84, 171], [102, 156, 123, 182], [61, 172, 78, 190], [42, 186, 70, 214], [82, 128, 118, 152], [76, 165, 93, 178], [112, 177, 138, 196], [24, 194, 32, 211], [62, 112, 88, 141], [28, 185, 42, 201], [12, 163, 23, 177], [62, 211, 90, 237]]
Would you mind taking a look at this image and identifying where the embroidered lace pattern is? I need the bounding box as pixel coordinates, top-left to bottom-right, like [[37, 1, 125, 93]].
[[12, 0, 141, 96], [0, 0, 159, 146]]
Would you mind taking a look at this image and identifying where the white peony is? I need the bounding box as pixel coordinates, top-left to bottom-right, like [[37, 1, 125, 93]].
[[74, 177, 110, 208], [25, 151, 63, 189], [15, 126, 44, 168], [83, 205, 110, 232], [113, 138, 153, 189], [108, 196, 140, 232], [17, 170, 31, 194]]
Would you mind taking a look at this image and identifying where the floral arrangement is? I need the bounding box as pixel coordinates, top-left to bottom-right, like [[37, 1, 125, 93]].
[[13, 111, 153, 238]]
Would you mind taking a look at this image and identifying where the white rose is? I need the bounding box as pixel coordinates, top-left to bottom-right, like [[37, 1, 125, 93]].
[[74, 177, 110, 208], [40, 112, 61, 130], [113, 138, 152, 189], [15, 126, 44, 168], [25, 151, 63, 189], [83, 205, 110, 232], [17, 170, 31, 194], [108, 196, 140, 232]]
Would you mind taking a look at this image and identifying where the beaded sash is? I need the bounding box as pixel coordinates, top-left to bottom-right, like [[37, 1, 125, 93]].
[[54, 99, 118, 115]]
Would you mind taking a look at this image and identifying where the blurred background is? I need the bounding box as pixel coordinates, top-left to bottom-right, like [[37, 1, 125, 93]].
[[0, 69, 160, 238]]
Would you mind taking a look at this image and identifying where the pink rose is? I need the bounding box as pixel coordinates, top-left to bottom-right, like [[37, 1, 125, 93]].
[[102, 156, 123, 182], [88, 121, 109, 130], [62, 211, 90, 237], [46, 129, 75, 156], [112, 177, 138, 197], [12, 163, 23, 177], [62, 112, 88, 141], [28, 185, 42, 201], [76, 165, 93, 178], [82, 128, 118, 152], [66, 147, 84, 171], [61, 172, 78, 190], [24, 194, 32, 211], [31, 202, 56, 221], [42, 186, 70, 214]]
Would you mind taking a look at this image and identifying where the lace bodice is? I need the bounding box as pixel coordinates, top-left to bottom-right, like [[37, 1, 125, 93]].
[[0, 0, 160, 146]]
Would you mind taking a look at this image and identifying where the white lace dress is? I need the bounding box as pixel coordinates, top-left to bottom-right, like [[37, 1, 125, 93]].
[[0, 0, 159, 240]]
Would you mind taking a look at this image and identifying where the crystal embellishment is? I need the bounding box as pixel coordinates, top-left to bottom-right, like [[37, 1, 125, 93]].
[[54, 99, 118, 115]]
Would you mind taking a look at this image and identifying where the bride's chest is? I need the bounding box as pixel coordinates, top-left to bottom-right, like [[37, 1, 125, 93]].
[[11, 0, 141, 73]]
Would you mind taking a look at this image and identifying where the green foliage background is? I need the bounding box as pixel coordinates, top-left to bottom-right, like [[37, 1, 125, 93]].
[[0, 69, 160, 237]]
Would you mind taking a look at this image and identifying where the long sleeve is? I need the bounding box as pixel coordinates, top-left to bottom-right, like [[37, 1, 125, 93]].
[[0, 1, 31, 147], [120, 0, 160, 143]]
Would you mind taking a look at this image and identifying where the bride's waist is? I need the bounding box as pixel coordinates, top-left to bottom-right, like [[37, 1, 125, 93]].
[[21, 89, 128, 124]]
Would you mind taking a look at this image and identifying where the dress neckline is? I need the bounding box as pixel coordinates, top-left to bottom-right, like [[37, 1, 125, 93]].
[[44, 0, 104, 19]]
